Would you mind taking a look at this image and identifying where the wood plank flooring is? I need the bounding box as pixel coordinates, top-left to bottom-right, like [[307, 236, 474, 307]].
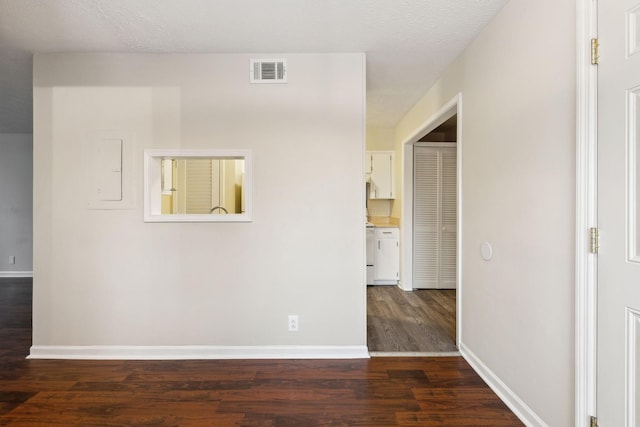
[[0, 278, 522, 426], [368, 286, 457, 353]]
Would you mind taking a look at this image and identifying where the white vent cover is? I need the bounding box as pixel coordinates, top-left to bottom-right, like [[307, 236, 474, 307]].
[[250, 59, 287, 83]]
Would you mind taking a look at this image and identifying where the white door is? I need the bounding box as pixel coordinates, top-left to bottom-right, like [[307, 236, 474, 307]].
[[597, 0, 640, 424], [413, 145, 456, 289]]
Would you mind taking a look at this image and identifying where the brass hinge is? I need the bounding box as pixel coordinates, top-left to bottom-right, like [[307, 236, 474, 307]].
[[591, 38, 599, 65], [589, 227, 599, 254], [590, 415, 598, 427]]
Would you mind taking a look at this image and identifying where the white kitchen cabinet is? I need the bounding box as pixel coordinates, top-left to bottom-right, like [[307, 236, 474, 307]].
[[413, 145, 456, 289], [366, 151, 394, 199], [374, 227, 399, 285]]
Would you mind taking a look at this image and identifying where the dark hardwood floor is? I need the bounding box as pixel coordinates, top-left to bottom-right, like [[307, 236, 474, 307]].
[[368, 286, 457, 353], [0, 278, 522, 426]]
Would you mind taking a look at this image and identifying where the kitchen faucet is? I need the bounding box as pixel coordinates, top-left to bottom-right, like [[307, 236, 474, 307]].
[[209, 206, 228, 214]]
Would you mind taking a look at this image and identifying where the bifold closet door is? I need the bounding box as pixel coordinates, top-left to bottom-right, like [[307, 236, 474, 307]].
[[184, 159, 213, 214], [413, 146, 456, 289]]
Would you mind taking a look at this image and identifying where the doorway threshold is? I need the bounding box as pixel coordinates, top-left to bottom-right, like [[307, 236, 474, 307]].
[[369, 351, 460, 357]]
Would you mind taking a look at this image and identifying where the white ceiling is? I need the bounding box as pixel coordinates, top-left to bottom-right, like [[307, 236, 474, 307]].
[[0, 0, 508, 134]]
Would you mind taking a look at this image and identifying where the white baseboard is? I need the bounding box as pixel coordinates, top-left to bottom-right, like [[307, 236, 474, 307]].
[[459, 342, 548, 427], [28, 345, 371, 360], [0, 271, 33, 278]]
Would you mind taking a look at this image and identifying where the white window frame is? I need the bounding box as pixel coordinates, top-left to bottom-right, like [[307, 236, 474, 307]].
[[143, 149, 253, 223]]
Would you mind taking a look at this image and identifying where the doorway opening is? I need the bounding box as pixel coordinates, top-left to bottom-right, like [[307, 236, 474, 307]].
[[367, 94, 462, 354]]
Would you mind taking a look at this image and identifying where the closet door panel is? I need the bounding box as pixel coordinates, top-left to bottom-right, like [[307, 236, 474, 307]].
[[413, 145, 457, 289], [413, 147, 439, 288], [440, 148, 457, 289], [185, 159, 213, 214]]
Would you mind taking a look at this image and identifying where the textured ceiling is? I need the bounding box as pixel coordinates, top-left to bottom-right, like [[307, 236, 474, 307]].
[[0, 0, 508, 134]]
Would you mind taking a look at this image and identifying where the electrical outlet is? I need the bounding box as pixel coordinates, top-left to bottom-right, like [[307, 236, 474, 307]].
[[8, 256, 15, 265], [288, 315, 299, 332]]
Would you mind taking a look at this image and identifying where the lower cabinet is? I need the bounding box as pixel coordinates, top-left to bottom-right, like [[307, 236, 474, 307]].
[[374, 228, 399, 285]]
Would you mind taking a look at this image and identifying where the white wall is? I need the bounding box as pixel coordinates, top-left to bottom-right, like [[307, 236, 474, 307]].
[[32, 53, 366, 355], [0, 133, 33, 275], [366, 126, 394, 151], [394, 0, 575, 425]]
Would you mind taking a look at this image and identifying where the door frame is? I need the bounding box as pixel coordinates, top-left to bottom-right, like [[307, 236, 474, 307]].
[[400, 93, 462, 347], [575, 0, 598, 425]]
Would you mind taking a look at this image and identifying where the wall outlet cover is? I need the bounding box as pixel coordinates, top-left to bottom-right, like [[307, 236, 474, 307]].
[[288, 315, 299, 332]]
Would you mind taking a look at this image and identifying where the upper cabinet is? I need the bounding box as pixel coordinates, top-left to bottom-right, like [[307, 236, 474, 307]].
[[366, 151, 395, 199]]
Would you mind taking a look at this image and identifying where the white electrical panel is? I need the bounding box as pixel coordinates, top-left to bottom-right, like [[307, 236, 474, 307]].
[[96, 138, 123, 201], [87, 131, 135, 210]]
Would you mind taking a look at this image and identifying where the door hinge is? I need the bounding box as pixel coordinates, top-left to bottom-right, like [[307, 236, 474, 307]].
[[590, 415, 598, 427], [591, 38, 599, 65], [589, 227, 599, 254]]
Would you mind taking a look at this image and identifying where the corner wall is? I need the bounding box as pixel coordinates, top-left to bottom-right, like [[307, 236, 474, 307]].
[[394, 0, 575, 425], [0, 133, 33, 276], [32, 53, 367, 358]]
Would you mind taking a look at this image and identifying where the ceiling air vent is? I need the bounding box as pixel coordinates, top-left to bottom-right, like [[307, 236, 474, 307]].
[[250, 59, 287, 84]]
